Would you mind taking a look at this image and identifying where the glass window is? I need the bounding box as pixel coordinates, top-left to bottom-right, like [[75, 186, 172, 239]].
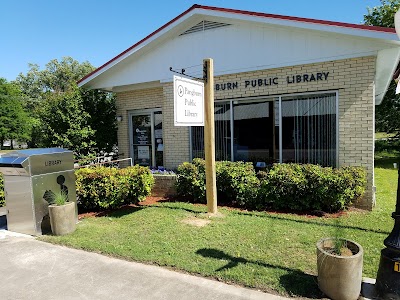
[[233, 100, 277, 164], [281, 93, 336, 166], [192, 102, 231, 161], [190, 92, 337, 167]]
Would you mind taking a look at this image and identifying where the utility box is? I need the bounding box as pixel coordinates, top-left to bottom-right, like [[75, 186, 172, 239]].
[[0, 148, 77, 235]]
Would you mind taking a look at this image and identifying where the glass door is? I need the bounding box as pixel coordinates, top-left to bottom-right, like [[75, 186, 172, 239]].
[[130, 110, 163, 168]]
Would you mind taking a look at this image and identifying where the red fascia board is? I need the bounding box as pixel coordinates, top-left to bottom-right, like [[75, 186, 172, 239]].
[[78, 4, 396, 85], [198, 5, 396, 33]]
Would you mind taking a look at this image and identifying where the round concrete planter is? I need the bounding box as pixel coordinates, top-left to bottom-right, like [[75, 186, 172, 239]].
[[48, 201, 76, 236], [316, 238, 363, 300]]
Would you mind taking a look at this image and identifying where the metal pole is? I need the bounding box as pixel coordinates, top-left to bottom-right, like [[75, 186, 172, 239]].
[[203, 58, 217, 214]]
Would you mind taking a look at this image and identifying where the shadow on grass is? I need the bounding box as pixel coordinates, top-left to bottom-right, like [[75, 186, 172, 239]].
[[79, 205, 146, 219], [149, 202, 207, 215], [196, 248, 322, 298], [374, 151, 400, 170], [233, 210, 391, 235]]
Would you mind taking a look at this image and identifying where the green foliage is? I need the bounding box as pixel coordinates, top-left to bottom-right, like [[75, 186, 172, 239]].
[[375, 81, 400, 136], [16, 57, 117, 152], [258, 163, 308, 210], [80, 89, 117, 152], [176, 158, 206, 203], [0, 174, 4, 207], [0, 78, 32, 148], [52, 191, 69, 206], [363, 1, 400, 139], [364, 0, 399, 27], [75, 166, 154, 211], [216, 161, 259, 206], [38, 86, 96, 157], [259, 164, 367, 212], [16, 58, 95, 98], [375, 138, 400, 152], [177, 160, 366, 212], [176, 159, 259, 206]]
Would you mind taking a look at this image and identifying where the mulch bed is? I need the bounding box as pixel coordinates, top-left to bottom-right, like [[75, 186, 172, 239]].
[[78, 196, 361, 220]]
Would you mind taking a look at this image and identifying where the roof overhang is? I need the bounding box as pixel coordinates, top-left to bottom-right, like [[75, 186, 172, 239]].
[[78, 5, 400, 103]]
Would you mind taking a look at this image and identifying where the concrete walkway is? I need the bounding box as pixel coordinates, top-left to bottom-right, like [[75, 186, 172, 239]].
[[0, 231, 287, 300]]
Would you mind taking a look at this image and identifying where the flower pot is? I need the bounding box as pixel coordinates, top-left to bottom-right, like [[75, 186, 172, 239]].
[[316, 238, 363, 300], [48, 201, 76, 236]]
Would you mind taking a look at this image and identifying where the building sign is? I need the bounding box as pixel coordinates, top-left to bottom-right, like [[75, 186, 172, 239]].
[[215, 71, 330, 91], [134, 127, 149, 145], [174, 75, 204, 126]]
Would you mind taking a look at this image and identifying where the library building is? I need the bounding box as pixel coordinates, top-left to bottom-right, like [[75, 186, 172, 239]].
[[78, 5, 400, 209]]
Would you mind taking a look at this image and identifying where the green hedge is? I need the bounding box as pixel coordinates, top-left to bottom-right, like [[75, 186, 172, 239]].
[[75, 165, 154, 211], [176, 160, 367, 212], [258, 164, 367, 212], [176, 158, 259, 207], [0, 174, 4, 207]]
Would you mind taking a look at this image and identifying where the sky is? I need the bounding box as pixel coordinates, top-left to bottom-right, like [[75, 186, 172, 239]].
[[1, 0, 383, 82]]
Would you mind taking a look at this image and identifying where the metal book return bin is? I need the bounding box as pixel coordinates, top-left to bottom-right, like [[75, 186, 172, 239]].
[[0, 148, 77, 235]]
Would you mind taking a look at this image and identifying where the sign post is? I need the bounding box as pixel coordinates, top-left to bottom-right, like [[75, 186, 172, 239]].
[[203, 58, 217, 214], [173, 60, 217, 214]]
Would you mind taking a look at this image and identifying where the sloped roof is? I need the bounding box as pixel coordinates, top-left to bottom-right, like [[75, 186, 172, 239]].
[[78, 4, 400, 104]]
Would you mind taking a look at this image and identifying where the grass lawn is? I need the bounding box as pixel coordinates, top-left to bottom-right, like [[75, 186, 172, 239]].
[[40, 154, 399, 297]]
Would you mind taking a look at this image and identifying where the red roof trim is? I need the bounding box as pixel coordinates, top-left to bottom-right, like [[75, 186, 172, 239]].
[[197, 5, 396, 33], [78, 4, 396, 85]]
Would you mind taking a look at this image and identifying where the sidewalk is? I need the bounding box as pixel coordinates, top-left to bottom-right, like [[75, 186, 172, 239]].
[[0, 231, 287, 300]]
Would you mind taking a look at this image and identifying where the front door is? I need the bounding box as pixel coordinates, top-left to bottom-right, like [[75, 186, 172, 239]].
[[130, 110, 163, 168]]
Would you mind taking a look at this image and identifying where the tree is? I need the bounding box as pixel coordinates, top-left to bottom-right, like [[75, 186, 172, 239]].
[[364, 0, 400, 135], [364, 0, 400, 27], [80, 89, 117, 152], [0, 78, 32, 149], [16, 57, 94, 98], [16, 57, 117, 152], [38, 86, 96, 157]]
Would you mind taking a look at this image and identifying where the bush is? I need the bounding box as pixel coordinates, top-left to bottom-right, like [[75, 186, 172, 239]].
[[75, 165, 154, 211], [0, 173, 4, 207], [258, 164, 366, 212], [176, 159, 259, 207], [175, 158, 207, 203], [258, 163, 308, 210], [216, 161, 259, 207], [172, 161, 367, 213]]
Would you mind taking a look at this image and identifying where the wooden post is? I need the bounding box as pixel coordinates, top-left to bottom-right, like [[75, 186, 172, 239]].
[[203, 58, 217, 214]]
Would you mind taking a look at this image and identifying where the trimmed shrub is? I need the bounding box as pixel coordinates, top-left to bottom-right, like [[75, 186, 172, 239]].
[[176, 159, 259, 207], [177, 160, 366, 212], [216, 161, 259, 207], [175, 158, 207, 203], [75, 165, 154, 211], [0, 173, 4, 207], [258, 163, 308, 211], [258, 164, 366, 212]]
